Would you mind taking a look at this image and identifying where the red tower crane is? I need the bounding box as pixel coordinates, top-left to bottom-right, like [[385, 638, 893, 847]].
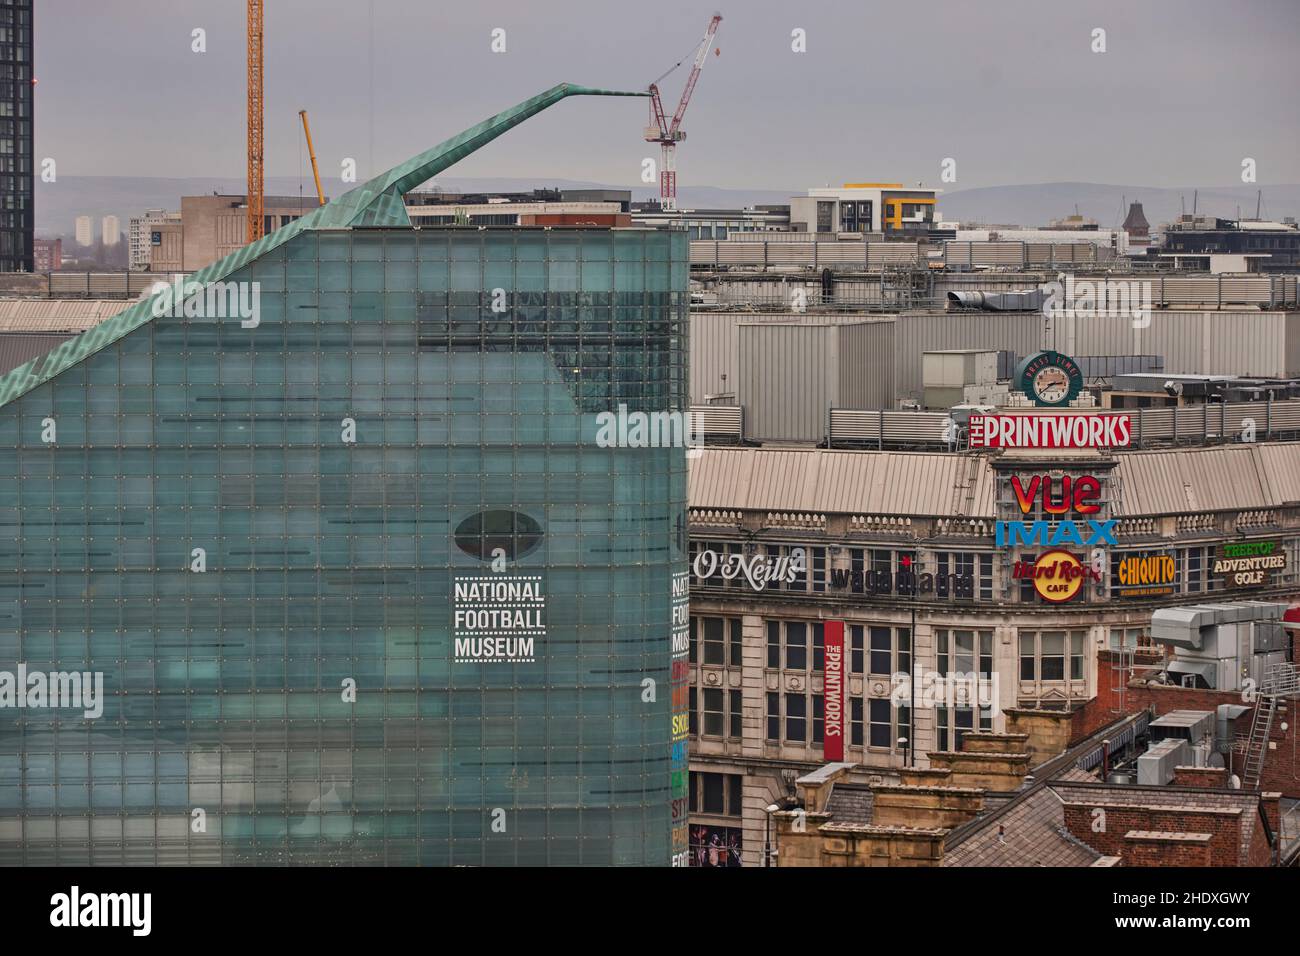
[[645, 14, 722, 212]]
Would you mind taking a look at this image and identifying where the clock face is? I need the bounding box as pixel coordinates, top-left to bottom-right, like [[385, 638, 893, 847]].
[[1032, 366, 1072, 404], [1015, 350, 1082, 407]]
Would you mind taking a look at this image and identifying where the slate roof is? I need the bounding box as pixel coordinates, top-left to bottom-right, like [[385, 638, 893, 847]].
[[824, 783, 874, 825], [943, 786, 1102, 867], [688, 442, 1300, 520]]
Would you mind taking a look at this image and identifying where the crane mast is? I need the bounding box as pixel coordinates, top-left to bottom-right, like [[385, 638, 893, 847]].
[[645, 14, 721, 212], [299, 110, 325, 206], [247, 0, 265, 242]]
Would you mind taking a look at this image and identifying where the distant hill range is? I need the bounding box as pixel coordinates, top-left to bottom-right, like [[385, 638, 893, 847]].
[[36, 176, 1300, 237]]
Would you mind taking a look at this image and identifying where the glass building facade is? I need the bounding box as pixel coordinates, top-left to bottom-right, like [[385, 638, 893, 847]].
[[0, 224, 689, 865], [0, 0, 33, 273]]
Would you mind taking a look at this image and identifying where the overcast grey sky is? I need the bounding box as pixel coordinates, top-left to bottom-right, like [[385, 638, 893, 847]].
[[36, 0, 1300, 190]]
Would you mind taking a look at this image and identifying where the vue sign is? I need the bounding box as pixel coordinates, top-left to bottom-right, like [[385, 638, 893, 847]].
[[995, 474, 1117, 548]]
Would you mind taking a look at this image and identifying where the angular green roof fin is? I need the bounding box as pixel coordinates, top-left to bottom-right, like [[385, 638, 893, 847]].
[[0, 83, 648, 409]]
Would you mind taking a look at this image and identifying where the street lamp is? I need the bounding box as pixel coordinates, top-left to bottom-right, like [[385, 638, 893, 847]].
[[763, 802, 780, 867]]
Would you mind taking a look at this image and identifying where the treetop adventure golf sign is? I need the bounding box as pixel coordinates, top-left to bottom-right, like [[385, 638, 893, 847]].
[[969, 413, 1131, 449], [1215, 539, 1287, 588]]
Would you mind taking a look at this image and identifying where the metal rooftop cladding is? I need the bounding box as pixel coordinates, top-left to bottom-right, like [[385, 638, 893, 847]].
[[0, 83, 648, 409]]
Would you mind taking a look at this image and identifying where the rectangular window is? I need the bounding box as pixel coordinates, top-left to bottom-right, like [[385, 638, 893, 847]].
[[850, 697, 864, 746], [785, 622, 807, 670], [869, 698, 892, 749], [871, 549, 892, 577], [785, 693, 806, 742], [811, 547, 827, 593], [1019, 633, 1035, 681], [813, 695, 825, 745], [953, 629, 975, 673], [816, 201, 834, 232], [689, 772, 744, 816], [813, 622, 825, 672], [1070, 632, 1085, 680], [702, 773, 725, 815], [689, 616, 697, 664], [729, 619, 743, 667], [1041, 631, 1066, 681], [702, 617, 725, 666], [869, 626, 891, 675], [787, 546, 807, 592], [850, 625, 864, 674], [766, 621, 780, 669], [703, 688, 724, 737], [955, 706, 975, 750], [766, 692, 780, 741], [1109, 627, 1135, 650], [898, 627, 911, 675], [689, 687, 698, 737], [729, 689, 743, 739]]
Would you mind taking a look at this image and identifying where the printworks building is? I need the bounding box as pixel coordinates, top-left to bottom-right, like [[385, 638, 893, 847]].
[[684, 440, 1300, 866]]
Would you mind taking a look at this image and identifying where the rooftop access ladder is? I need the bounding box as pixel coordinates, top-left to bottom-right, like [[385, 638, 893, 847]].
[[1242, 662, 1300, 790]]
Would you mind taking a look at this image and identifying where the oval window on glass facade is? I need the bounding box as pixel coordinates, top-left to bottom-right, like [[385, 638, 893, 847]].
[[454, 509, 544, 561]]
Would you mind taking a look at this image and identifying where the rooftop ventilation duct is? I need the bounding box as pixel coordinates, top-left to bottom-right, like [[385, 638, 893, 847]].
[[946, 289, 1044, 311]]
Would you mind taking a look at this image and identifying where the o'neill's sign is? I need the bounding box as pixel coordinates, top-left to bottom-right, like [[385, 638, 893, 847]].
[[969, 413, 1131, 449], [692, 547, 805, 591]]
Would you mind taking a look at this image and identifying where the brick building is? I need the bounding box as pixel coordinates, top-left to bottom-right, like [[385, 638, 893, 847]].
[[687, 442, 1300, 865], [768, 708, 1292, 867]]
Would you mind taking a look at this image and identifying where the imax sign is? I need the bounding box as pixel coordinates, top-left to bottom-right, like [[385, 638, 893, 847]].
[[995, 519, 1117, 548]]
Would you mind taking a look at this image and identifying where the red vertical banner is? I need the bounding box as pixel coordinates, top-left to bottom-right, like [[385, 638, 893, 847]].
[[823, 621, 845, 762]]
